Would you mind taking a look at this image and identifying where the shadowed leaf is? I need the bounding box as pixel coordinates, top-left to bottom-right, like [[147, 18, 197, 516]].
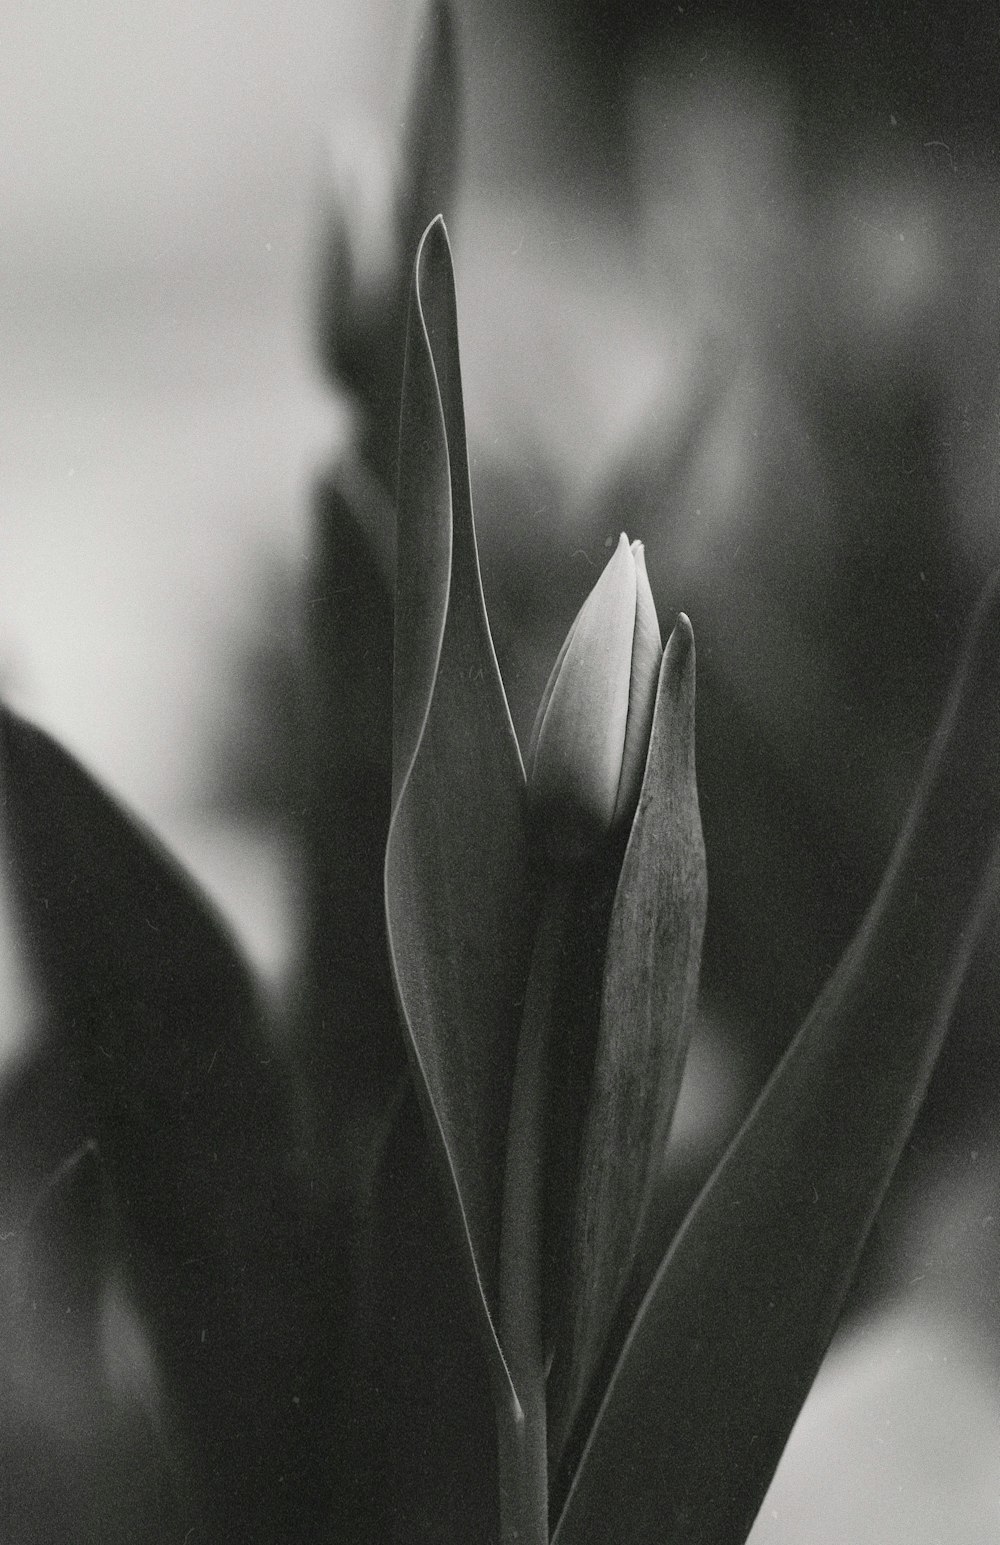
[[0, 709, 326, 1540], [363, 1082, 497, 1543], [384, 217, 535, 1399], [16, 1142, 105, 1376], [550, 614, 706, 1474], [554, 570, 1000, 1545], [302, 460, 400, 1185]]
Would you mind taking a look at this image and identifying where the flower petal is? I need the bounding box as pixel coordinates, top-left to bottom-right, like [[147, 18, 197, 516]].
[[529, 533, 637, 855], [613, 541, 663, 828]]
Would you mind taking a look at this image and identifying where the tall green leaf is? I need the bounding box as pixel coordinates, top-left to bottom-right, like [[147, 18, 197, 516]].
[[550, 615, 706, 1474], [384, 216, 535, 1397], [304, 0, 461, 1184], [554, 572, 1000, 1545]]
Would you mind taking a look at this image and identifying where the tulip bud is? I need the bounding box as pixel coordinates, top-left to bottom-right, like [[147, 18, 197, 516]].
[[526, 533, 663, 864]]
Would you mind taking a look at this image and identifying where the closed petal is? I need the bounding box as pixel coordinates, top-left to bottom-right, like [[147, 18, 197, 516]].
[[526, 611, 582, 785], [613, 542, 663, 828], [529, 534, 636, 854]]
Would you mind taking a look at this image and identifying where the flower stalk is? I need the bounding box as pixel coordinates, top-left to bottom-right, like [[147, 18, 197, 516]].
[[498, 533, 665, 1542], [498, 879, 572, 1544]]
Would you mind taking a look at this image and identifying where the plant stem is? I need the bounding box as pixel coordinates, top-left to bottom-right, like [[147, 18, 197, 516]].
[[498, 880, 568, 1545]]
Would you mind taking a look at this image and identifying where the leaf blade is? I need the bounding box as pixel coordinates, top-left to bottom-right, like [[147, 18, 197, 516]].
[[550, 614, 706, 1469], [554, 571, 1000, 1545], [384, 217, 534, 1388]]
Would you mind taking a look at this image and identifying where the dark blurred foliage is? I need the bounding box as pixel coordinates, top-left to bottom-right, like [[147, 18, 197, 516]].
[[527, 0, 1000, 165]]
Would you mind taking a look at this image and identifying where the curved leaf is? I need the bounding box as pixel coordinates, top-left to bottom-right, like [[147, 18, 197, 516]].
[[384, 217, 535, 1394], [550, 614, 706, 1472], [554, 569, 1000, 1545], [0, 709, 324, 1539]]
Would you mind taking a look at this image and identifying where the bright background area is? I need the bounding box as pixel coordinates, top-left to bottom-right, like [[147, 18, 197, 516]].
[[0, 0, 412, 1003]]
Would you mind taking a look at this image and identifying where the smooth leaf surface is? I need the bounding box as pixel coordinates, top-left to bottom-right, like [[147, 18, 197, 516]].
[[385, 217, 534, 1388], [0, 709, 325, 1540], [554, 571, 1000, 1545], [549, 615, 706, 1472]]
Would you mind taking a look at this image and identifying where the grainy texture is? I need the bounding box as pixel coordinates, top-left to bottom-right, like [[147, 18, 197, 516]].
[[0, 710, 325, 1541]]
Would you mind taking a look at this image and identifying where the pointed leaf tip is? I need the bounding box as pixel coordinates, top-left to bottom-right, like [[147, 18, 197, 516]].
[[670, 610, 694, 659], [422, 210, 449, 246], [391, 219, 454, 805], [399, 0, 461, 262]]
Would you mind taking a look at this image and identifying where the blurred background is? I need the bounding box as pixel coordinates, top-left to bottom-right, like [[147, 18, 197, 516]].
[[2, 0, 1000, 1539]]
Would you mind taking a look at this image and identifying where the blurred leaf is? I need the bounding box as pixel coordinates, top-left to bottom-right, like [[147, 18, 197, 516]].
[[553, 570, 1000, 1545], [397, 0, 462, 307], [0, 709, 326, 1540], [384, 217, 534, 1393], [16, 1142, 105, 1377], [317, 0, 461, 496], [549, 615, 706, 1475], [1, 1383, 186, 1545], [10, 1144, 193, 1542], [301, 459, 401, 1187]]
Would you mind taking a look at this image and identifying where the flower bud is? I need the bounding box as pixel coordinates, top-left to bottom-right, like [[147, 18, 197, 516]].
[[526, 533, 663, 864]]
